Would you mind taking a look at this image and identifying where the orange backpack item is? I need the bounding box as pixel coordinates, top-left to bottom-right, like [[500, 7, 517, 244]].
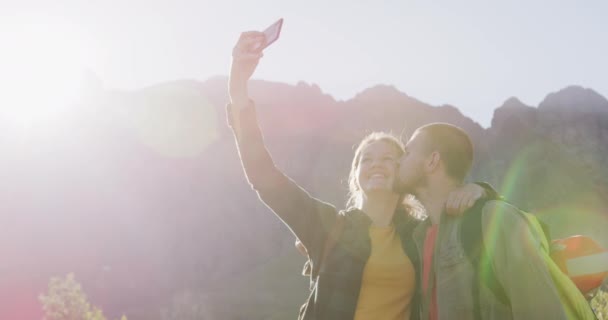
[[551, 236, 608, 296]]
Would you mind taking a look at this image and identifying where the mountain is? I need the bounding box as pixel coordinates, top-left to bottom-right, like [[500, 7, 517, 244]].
[[0, 79, 606, 319]]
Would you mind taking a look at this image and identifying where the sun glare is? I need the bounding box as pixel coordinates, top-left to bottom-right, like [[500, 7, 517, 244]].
[[0, 16, 97, 134]]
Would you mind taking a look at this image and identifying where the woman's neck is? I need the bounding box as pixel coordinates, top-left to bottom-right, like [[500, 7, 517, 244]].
[[360, 192, 400, 227]]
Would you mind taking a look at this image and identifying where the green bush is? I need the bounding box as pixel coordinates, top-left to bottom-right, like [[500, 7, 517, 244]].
[[592, 288, 608, 320], [39, 273, 127, 320]]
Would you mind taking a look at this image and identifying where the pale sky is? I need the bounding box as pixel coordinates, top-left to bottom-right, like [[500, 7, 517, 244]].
[[2, 0, 607, 127]]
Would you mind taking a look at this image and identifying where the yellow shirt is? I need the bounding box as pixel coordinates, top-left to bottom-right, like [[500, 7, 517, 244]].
[[354, 224, 415, 320]]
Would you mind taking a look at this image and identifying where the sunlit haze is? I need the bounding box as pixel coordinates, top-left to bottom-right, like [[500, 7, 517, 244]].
[[0, 12, 100, 134], [2, 0, 607, 127], [1, 1, 608, 319]]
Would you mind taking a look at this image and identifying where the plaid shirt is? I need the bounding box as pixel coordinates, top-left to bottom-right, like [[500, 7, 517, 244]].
[[228, 102, 421, 320]]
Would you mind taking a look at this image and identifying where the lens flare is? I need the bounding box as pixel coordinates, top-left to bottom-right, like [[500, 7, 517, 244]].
[[119, 83, 219, 158], [0, 15, 98, 135]]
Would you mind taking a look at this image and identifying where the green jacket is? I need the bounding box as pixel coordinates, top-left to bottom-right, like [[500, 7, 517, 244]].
[[413, 200, 570, 320]]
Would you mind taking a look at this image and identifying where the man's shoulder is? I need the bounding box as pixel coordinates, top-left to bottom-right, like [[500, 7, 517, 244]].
[[456, 200, 519, 226], [479, 200, 530, 234], [480, 200, 521, 215]]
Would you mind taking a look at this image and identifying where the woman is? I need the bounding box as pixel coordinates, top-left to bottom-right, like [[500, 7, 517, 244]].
[[228, 31, 493, 320]]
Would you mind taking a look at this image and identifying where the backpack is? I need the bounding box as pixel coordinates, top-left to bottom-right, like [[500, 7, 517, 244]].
[[459, 199, 601, 320]]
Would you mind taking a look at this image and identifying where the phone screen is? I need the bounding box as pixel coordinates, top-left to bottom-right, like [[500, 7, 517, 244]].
[[260, 18, 283, 50]]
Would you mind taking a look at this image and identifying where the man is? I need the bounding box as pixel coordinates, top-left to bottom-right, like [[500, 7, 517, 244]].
[[395, 122, 573, 320]]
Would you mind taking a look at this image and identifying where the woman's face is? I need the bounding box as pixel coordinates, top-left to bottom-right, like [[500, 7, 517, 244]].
[[356, 140, 401, 195]]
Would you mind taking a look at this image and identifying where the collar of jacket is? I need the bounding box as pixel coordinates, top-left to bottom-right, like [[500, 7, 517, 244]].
[[341, 206, 419, 262], [344, 206, 416, 231]]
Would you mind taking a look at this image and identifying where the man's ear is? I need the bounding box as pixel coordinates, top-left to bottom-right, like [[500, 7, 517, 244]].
[[425, 151, 441, 173]]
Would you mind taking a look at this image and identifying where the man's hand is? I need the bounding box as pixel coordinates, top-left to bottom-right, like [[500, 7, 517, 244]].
[[445, 183, 486, 215], [229, 31, 265, 106]]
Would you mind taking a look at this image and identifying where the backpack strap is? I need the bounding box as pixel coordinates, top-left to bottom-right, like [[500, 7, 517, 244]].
[[460, 200, 510, 320], [311, 214, 346, 280]]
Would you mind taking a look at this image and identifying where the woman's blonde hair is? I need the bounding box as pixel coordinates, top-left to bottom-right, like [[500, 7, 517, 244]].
[[345, 132, 425, 219]]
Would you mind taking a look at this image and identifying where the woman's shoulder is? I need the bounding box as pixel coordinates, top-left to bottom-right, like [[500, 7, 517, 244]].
[[394, 206, 424, 236], [339, 208, 367, 222], [338, 208, 380, 232]]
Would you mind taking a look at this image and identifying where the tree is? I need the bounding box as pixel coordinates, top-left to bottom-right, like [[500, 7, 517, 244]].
[[39, 273, 127, 320], [592, 288, 608, 320]]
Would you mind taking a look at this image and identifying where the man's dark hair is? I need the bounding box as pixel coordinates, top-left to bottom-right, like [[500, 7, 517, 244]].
[[414, 122, 473, 181]]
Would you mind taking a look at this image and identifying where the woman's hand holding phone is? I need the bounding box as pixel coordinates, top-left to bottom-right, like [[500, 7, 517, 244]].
[[229, 31, 265, 107], [229, 19, 283, 107]]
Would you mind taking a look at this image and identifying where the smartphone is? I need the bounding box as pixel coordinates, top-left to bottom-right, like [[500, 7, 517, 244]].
[[256, 18, 283, 50]]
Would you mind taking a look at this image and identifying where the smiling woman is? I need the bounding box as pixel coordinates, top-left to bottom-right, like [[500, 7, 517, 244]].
[[0, 16, 97, 134]]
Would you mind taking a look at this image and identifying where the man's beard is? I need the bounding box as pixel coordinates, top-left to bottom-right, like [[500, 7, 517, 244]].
[[393, 176, 410, 194], [393, 172, 427, 197]]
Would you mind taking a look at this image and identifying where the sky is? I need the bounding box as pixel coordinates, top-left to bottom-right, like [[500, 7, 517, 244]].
[[1, 0, 607, 127]]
